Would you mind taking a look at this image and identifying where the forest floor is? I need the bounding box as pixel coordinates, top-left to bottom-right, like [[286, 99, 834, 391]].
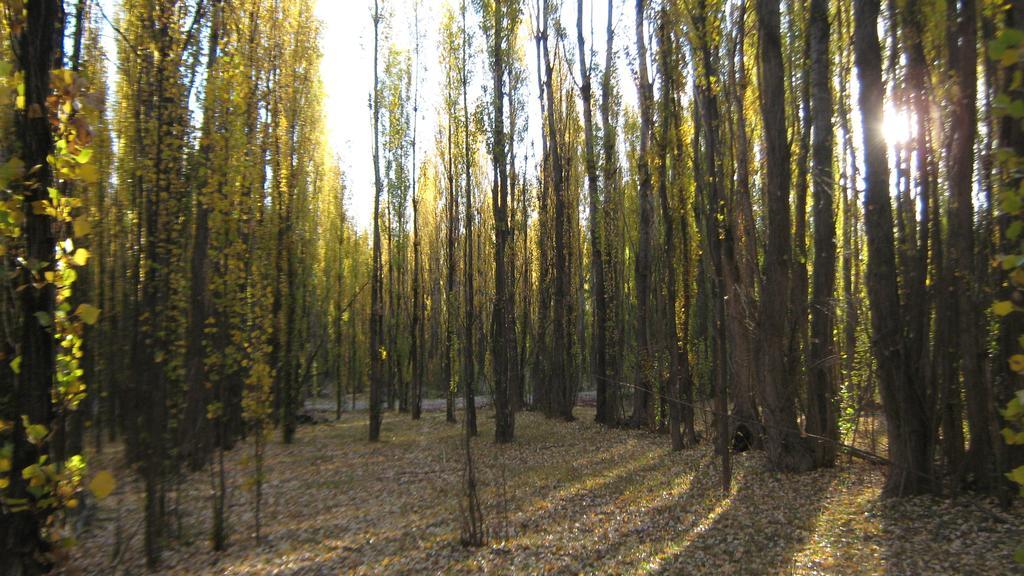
[[57, 406, 1023, 575]]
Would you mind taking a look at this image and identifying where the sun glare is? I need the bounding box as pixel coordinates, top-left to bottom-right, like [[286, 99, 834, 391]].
[[883, 102, 915, 146]]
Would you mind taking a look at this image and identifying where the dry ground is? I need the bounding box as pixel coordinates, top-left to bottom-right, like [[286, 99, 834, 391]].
[[56, 407, 1023, 575]]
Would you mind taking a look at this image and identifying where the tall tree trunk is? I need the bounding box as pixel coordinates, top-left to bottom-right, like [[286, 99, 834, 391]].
[[806, 0, 839, 467], [2, 2, 60, 572], [369, 0, 385, 442], [184, 0, 224, 471], [631, 0, 655, 431], [854, 0, 933, 496], [411, 0, 423, 421], [599, 0, 623, 425], [538, 0, 573, 421], [757, 0, 815, 472], [461, 0, 478, 437], [445, 99, 458, 425], [491, 1, 515, 443], [946, 0, 997, 492], [654, 9, 693, 449], [724, 0, 761, 438], [577, 0, 610, 428]]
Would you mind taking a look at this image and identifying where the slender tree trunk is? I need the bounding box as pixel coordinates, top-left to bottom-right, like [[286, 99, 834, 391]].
[[632, 0, 655, 431], [806, 0, 839, 467], [491, 1, 515, 443], [369, 0, 385, 442], [599, 0, 622, 425], [577, 0, 610, 428], [411, 0, 423, 421], [654, 9, 692, 449], [461, 0, 478, 437]]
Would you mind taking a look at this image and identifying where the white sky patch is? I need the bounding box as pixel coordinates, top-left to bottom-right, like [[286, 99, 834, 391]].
[[91, 0, 633, 231], [317, 0, 446, 231], [318, 0, 626, 231]]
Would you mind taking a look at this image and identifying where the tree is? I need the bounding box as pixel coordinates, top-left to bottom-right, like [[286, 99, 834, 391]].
[[757, 0, 815, 472], [369, 0, 386, 442], [854, 0, 932, 496], [806, 0, 839, 468], [486, 0, 519, 443], [460, 0, 478, 437], [576, 0, 609, 429], [631, 0, 656, 431], [3, 2, 61, 572]]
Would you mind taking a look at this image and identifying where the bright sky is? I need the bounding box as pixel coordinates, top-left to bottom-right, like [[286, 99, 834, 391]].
[[318, 0, 626, 230], [92, 0, 633, 230]]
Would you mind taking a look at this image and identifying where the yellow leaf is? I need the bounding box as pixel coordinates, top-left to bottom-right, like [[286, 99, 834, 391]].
[[72, 217, 91, 237], [88, 470, 116, 500], [75, 303, 100, 325], [76, 163, 99, 184], [994, 301, 1015, 317], [1010, 354, 1024, 373], [65, 498, 79, 509], [70, 248, 89, 267]]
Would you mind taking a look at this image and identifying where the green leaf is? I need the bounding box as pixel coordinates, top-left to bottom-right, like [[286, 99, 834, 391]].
[[10, 355, 21, 375], [1010, 221, 1024, 241], [74, 148, 93, 164], [1006, 465, 1024, 486], [23, 421, 48, 445], [21, 463, 41, 480], [33, 311, 51, 327]]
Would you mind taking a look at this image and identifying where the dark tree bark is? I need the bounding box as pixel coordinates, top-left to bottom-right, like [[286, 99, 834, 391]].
[[631, 0, 655, 431], [411, 1, 423, 421], [539, 0, 574, 421], [723, 0, 761, 439], [946, 0, 998, 492], [654, 8, 694, 449], [854, 0, 933, 496], [491, 0, 515, 443], [461, 0, 478, 437], [691, 0, 732, 492], [2, 2, 61, 573], [757, 0, 815, 472], [183, 0, 224, 472], [806, 0, 839, 468], [577, 0, 610, 428], [369, 0, 385, 442], [599, 0, 623, 425]]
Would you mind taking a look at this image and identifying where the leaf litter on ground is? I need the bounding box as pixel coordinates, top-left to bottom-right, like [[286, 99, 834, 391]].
[[55, 407, 1023, 575]]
